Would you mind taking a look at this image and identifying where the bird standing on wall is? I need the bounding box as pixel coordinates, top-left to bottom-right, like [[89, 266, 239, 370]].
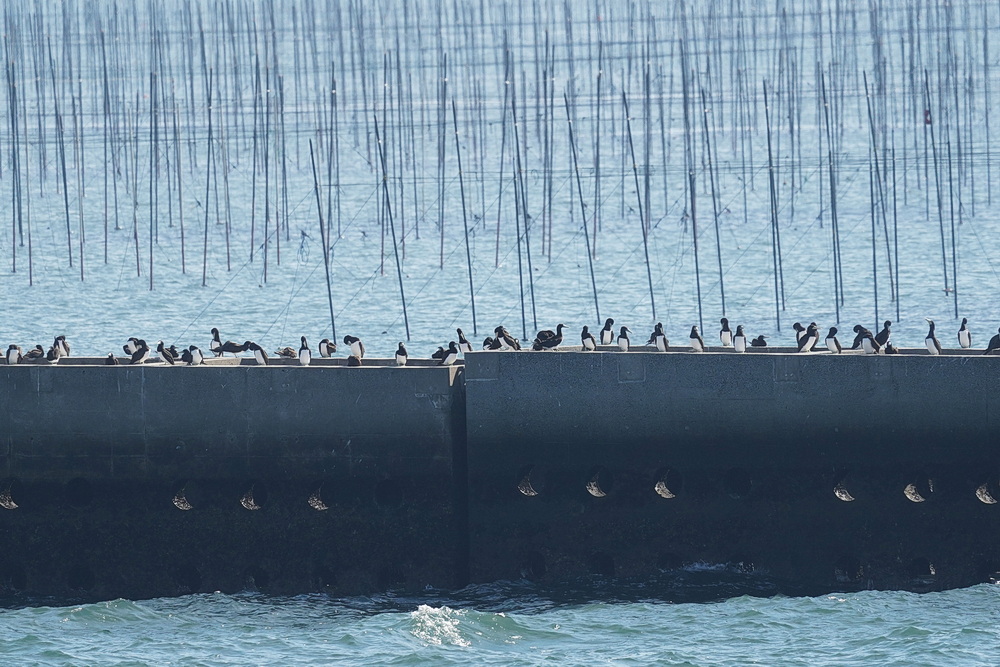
[[825, 327, 842, 354], [210, 328, 223, 356], [494, 326, 520, 350], [875, 320, 892, 347], [54, 335, 70, 357], [733, 325, 747, 353], [457, 329, 473, 354], [45, 343, 62, 362], [647, 323, 668, 352], [184, 345, 205, 366], [924, 319, 942, 355], [6, 345, 22, 365], [105, 352, 119, 365], [750, 335, 768, 347], [689, 326, 706, 352], [984, 328, 1000, 355], [958, 318, 972, 349], [792, 322, 806, 344], [850, 325, 869, 350], [581, 326, 597, 351], [440, 341, 459, 366], [719, 318, 733, 347], [395, 342, 408, 366], [599, 318, 615, 345], [532, 324, 566, 350], [617, 326, 632, 352], [344, 334, 365, 358], [797, 323, 819, 353], [318, 339, 336, 357], [861, 330, 881, 354], [248, 342, 269, 365], [130, 340, 150, 365], [123, 337, 140, 355], [156, 341, 178, 365], [219, 340, 249, 356], [298, 336, 312, 366]]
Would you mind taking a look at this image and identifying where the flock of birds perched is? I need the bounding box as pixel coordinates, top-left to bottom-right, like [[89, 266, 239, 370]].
[[3, 317, 996, 368]]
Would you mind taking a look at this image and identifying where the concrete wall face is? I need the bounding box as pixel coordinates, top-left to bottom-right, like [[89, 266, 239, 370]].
[[464, 351, 1000, 593], [0, 364, 464, 599]]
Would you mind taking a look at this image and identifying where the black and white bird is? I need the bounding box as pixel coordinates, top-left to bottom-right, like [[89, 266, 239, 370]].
[[45, 344, 62, 362], [532, 324, 566, 350], [751, 335, 768, 347], [298, 336, 312, 366], [797, 323, 819, 353], [482, 337, 502, 351], [599, 318, 616, 345], [874, 320, 892, 347], [395, 342, 408, 366], [985, 328, 1000, 355], [54, 335, 71, 357], [861, 330, 881, 354], [689, 326, 706, 352], [130, 340, 151, 365], [825, 327, 842, 354], [850, 325, 868, 350], [6, 345, 22, 365], [210, 328, 223, 357], [156, 341, 178, 365], [792, 322, 806, 344], [219, 340, 249, 356], [617, 326, 632, 352], [343, 334, 365, 358], [431, 346, 446, 360], [105, 352, 119, 366], [924, 319, 942, 355], [719, 318, 733, 347], [457, 329, 473, 354], [494, 326, 520, 350], [958, 318, 972, 349], [123, 337, 140, 356], [182, 345, 204, 366], [248, 342, 269, 365], [274, 346, 297, 359], [581, 326, 597, 351], [318, 339, 337, 358], [23, 345, 45, 361], [347, 355, 363, 366], [647, 323, 668, 352], [440, 341, 460, 366], [733, 325, 748, 353]]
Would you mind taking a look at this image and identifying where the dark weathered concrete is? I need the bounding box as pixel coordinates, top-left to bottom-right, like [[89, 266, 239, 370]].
[[0, 362, 465, 599], [464, 350, 1000, 593]]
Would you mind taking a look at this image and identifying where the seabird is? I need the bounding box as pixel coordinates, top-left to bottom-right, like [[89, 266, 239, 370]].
[[431, 346, 446, 360], [689, 326, 706, 352], [274, 346, 297, 358], [875, 320, 892, 347], [719, 318, 733, 347], [6, 345, 23, 365], [130, 340, 151, 365], [248, 342, 269, 365], [599, 318, 615, 346], [750, 335, 768, 347], [792, 322, 806, 344], [851, 325, 869, 350], [532, 324, 566, 351], [45, 345, 62, 362], [344, 334, 365, 359], [24, 345, 45, 361], [798, 323, 819, 353], [219, 340, 249, 356], [985, 328, 1000, 355], [733, 325, 747, 353], [210, 328, 223, 357], [861, 331, 881, 354], [347, 355, 363, 366], [54, 335, 70, 357], [617, 326, 632, 352], [924, 319, 942, 355], [958, 318, 972, 349], [457, 329, 473, 354], [647, 323, 668, 352], [298, 336, 312, 366], [156, 341, 178, 365], [395, 342, 408, 366], [440, 341, 460, 366], [105, 352, 119, 366], [581, 326, 597, 351], [494, 326, 521, 350], [318, 339, 337, 358], [825, 327, 842, 354], [186, 345, 205, 366], [123, 337, 140, 356]]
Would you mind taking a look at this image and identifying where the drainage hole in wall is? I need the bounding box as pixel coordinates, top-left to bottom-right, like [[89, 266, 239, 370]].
[[653, 468, 683, 499], [586, 466, 613, 498]]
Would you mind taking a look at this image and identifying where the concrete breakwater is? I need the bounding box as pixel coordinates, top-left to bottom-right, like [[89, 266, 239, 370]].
[[2, 349, 1000, 599]]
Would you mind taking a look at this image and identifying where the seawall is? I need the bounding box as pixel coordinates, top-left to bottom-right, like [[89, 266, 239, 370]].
[[2, 348, 999, 598]]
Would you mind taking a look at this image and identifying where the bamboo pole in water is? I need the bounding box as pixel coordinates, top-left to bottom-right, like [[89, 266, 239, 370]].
[[452, 99, 478, 335], [202, 68, 213, 287], [622, 91, 656, 322], [564, 93, 601, 324], [309, 139, 337, 342], [374, 113, 410, 341]]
